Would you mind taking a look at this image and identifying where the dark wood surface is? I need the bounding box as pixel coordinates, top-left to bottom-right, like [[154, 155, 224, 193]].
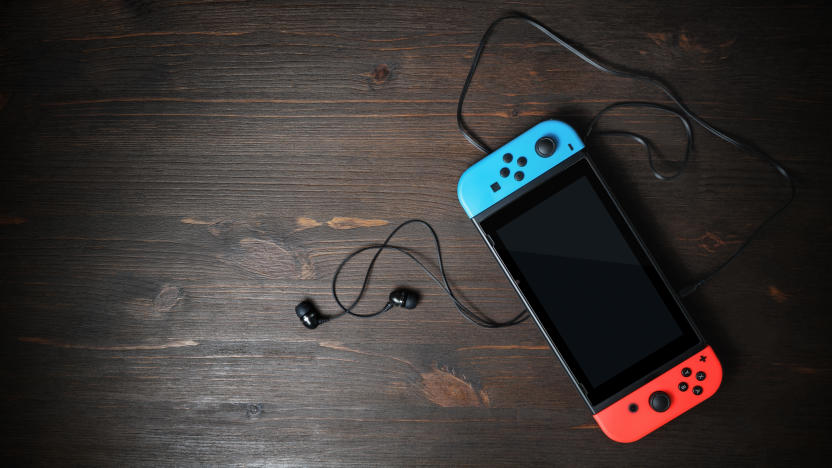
[[2, 1, 831, 465]]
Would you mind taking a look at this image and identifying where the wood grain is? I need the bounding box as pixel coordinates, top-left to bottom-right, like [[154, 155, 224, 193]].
[[1, 1, 831, 465]]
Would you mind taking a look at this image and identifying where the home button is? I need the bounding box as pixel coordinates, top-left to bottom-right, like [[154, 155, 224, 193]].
[[649, 391, 671, 412]]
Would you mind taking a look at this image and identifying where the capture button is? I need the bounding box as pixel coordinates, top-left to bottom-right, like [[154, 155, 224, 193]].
[[693, 386, 703, 395], [696, 371, 706, 381], [535, 137, 556, 157], [649, 391, 671, 412]]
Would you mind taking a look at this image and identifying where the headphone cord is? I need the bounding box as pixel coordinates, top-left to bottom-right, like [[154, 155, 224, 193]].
[[332, 219, 529, 327], [457, 12, 796, 297]]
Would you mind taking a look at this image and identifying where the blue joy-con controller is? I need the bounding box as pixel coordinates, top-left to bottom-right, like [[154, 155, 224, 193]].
[[457, 120, 585, 218]]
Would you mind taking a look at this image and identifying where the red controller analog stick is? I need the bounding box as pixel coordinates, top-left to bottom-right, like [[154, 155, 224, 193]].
[[649, 391, 671, 412]]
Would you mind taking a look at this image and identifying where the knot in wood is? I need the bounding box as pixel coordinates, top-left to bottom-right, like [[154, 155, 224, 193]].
[[372, 64, 391, 84]]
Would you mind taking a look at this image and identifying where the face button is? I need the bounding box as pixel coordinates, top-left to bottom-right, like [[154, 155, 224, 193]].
[[681, 367, 692, 377], [517, 156, 527, 167], [649, 391, 671, 412], [503, 153, 513, 163], [678, 382, 688, 392], [535, 137, 556, 157], [693, 386, 703, 396], [500, 167, 510, 178], [628, 403, 638, 413], [514, 171, 524, 181], [696, 371, 706, 381]]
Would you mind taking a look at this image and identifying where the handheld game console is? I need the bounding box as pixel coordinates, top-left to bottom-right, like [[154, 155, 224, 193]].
[[457, 120, 722, 442]]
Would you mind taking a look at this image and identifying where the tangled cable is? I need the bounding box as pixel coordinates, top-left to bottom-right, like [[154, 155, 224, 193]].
[[332, 219, 529, 327]]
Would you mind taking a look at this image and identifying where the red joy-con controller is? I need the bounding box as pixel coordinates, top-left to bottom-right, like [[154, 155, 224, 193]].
[[593, 345, 722, 443]]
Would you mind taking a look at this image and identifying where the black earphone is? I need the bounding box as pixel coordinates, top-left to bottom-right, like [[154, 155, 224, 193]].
[[296, 288, 419, 329], [294, 300, 326, 329], [294, 13, 794, 330], [388, 288, 420, 310], [294, 219, 530, 329]]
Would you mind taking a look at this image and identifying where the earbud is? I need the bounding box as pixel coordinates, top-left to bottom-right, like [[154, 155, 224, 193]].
[[295, 300, 327, 329], [388, 288, 419, 310]]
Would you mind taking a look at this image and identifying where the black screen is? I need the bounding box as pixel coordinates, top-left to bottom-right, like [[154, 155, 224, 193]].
[[480, 157, 699, 406]]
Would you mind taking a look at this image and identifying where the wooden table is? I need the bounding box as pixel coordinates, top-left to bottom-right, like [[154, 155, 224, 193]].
[[2, 1, 830, 465]]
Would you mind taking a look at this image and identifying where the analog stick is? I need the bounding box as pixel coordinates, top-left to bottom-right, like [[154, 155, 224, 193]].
[[649, 391, 671, 412], [535, 137, 556, 157]]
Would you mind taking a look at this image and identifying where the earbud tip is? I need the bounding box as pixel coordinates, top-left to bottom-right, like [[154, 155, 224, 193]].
[[403, 289, 420, 309]]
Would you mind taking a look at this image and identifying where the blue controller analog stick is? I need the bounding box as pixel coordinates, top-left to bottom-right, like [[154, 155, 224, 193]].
[[535, 137, 556, 157]]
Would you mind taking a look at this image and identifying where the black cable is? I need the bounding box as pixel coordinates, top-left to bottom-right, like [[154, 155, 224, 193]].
[[331, 219, 529, 328], [457, 12, 796, 297], [585, 102, 694, 181]]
